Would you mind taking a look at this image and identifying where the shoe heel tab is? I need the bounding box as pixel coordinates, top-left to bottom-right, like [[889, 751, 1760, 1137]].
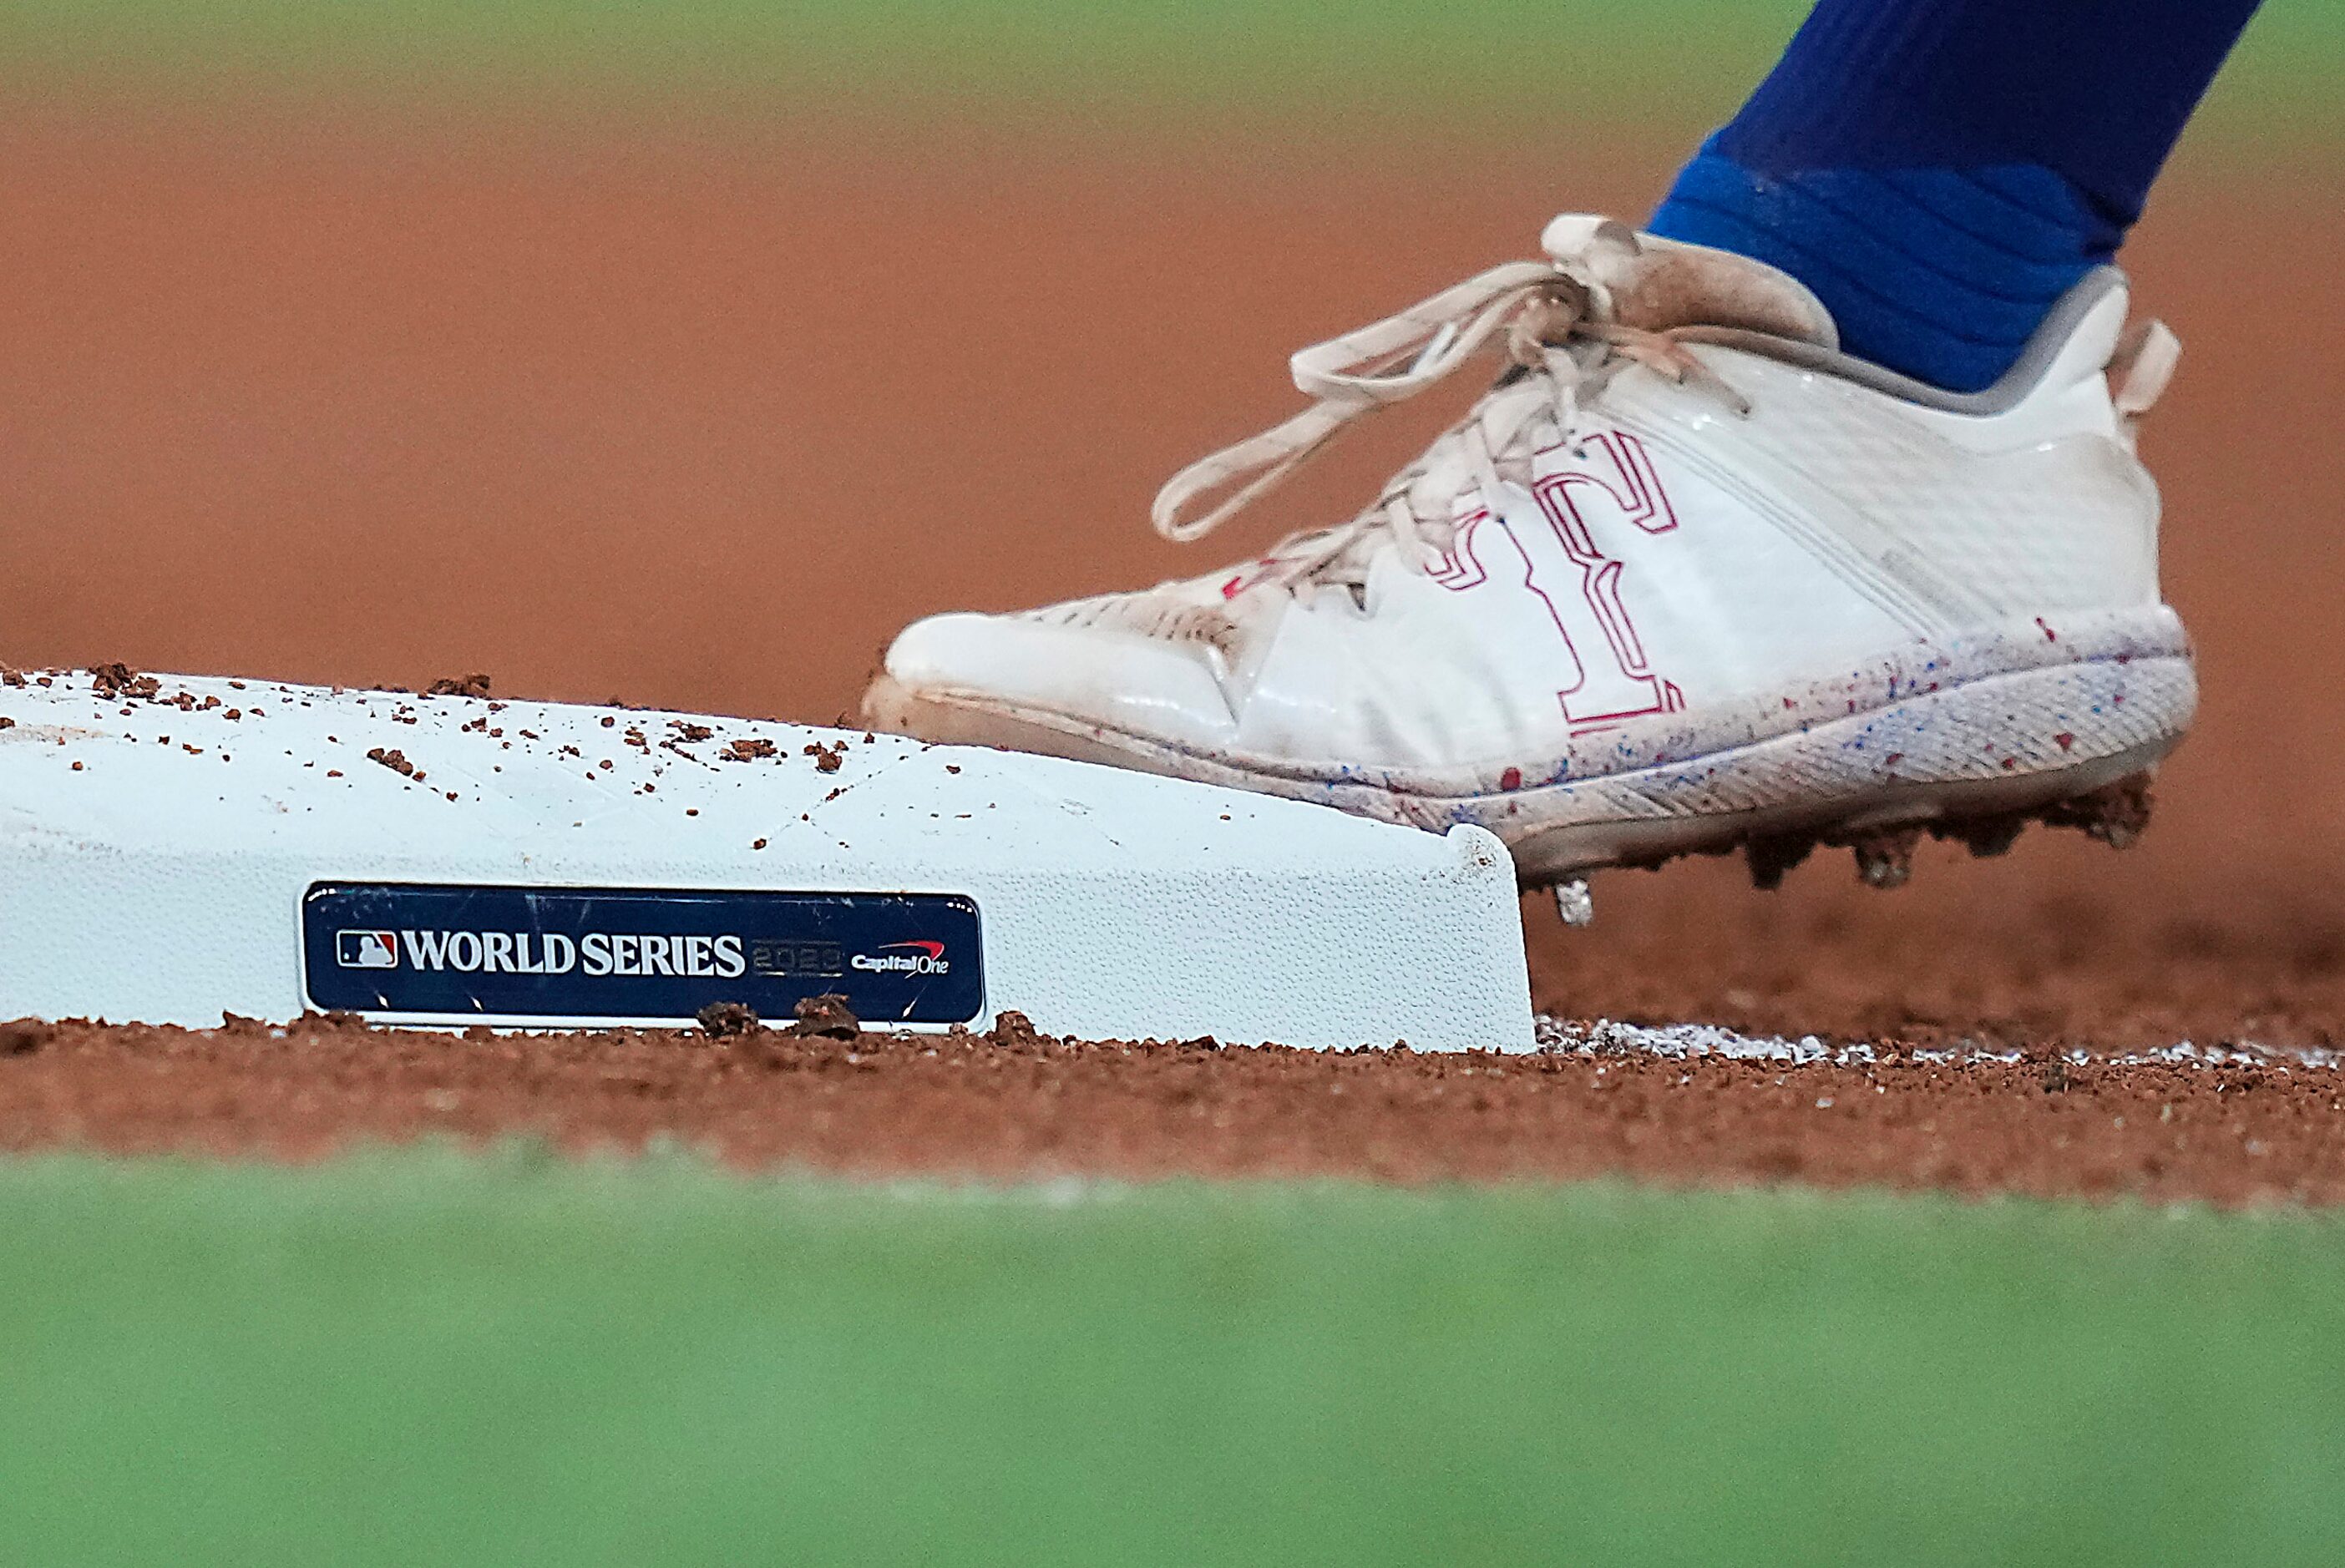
[[2108, 318, 2182, 446]]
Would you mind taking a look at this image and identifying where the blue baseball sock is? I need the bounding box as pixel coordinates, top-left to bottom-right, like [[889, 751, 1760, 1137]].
[[1649, 0, 2263, 392]]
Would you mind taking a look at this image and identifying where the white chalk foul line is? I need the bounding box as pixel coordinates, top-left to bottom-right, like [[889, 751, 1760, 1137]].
[[1533, 1016, 2345, 1071]]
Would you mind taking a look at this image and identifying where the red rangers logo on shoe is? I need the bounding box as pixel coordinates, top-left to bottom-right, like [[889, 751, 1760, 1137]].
[[1431, 429, 1686, 731]]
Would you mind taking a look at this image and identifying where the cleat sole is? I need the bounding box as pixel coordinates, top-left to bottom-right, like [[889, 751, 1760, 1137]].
[[868, 617, 2195, 894]]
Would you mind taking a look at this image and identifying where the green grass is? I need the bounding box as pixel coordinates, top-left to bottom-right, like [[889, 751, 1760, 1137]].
[[5, 0, 2342, 143], [3, 1144, 2342, 1565]]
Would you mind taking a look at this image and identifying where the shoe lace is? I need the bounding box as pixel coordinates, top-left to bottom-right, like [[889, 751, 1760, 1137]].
[[1150, 244, 1750, 591]]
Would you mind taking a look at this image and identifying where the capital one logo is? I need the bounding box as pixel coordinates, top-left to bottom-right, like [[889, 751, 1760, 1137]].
[[851, 939, 951, 975], [1431, 428, 1686, 730]]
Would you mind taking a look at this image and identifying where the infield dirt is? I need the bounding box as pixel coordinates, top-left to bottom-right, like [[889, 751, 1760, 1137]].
[[3, 1016, 2342, 1207], [5, 107, 2342, 1188]]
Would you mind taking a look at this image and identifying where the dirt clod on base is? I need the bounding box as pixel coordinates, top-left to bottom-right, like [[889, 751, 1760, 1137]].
[[86, 662, 160, 701], [425, 672, 493, 699]]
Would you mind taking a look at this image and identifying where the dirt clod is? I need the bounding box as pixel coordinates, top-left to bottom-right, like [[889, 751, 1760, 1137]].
[[365, 746, 417, 778], [1845, 827, 1923, 890], [789, 994, 862, 1040], [86, 662, 160, 701], [987, 1009, 1044, 1049], [2039, 774, 2155, 850], [723, 737, 777, 761], [425, 673, 493, 699], [696, 1001, 761, 1039], [0, 1019, 52, 1056]]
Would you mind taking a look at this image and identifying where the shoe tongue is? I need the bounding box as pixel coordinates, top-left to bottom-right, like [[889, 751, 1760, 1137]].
[[1540, 214, 1840, 350]]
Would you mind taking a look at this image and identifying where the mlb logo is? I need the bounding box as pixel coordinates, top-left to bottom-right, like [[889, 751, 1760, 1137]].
[[337, 929, 400, 969]]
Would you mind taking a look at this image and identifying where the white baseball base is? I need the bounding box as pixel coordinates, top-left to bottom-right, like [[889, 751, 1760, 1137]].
[[0, 668, 1533, 1051]]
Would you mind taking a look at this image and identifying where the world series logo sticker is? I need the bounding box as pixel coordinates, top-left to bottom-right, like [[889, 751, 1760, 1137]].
[[304, 885, 984, 1024]]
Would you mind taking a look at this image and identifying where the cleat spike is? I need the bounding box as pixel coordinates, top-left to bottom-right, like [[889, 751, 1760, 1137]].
[[1847, 826, 1922, 890], [1552, 878, 1595, 928], [1955, 814, 2027, 859], [2038, 772, 2155, 850], [1744, 836, 1812, 892]]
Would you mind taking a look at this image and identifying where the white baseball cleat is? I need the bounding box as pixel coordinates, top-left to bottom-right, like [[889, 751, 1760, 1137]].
[[865, 215, 2195, 891]]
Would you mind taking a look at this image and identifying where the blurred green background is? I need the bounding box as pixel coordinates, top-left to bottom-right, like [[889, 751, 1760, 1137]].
[[6, 0, 2339, 144], [8, 1147, 2345, 1567]]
